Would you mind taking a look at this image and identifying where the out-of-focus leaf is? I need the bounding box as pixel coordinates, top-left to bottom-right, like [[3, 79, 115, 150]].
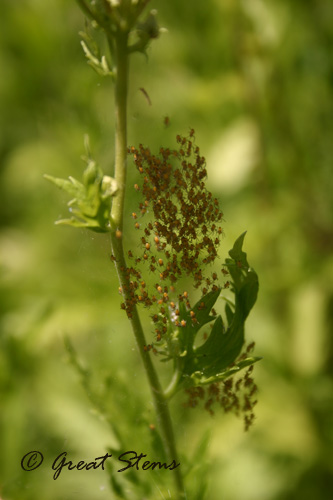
[[43, 174, 85, 198], [149, 426, 168, 464], [107, 467, 129, 499], [191, 429, 211, 465], [44, 162, 117, 232]]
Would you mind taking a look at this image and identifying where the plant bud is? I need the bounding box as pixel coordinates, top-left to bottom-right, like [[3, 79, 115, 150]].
[[83, 160, 99, 186], [101, 175, 118, 198]]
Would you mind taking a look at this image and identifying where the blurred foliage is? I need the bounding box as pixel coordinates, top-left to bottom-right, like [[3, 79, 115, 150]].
[[1, 0, 333, 499]]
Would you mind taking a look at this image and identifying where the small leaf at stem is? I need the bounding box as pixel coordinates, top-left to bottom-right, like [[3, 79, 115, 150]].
[[45, 162, 117, 232]]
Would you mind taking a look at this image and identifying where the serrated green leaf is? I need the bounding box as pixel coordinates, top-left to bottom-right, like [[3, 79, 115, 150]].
[[237, 271, 259, 321], [225, 302, 234, 324], [177, 288, 221, 355], [226, 232, 259, 302], [166, 233, 260, 395], [229, 231, 248, 262], [192, 287, 221, 326], [189, 316, 229, 377], [183, 311, 247, 379]]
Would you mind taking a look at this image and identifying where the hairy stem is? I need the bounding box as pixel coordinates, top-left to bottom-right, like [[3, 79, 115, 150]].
[[109, 23, 186, 500]]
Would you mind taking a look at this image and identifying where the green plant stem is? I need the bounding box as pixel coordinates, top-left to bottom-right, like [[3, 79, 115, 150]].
[[162, 355, 183, 400], [76, 0, 106, 29], [109, 26, 186, 500]]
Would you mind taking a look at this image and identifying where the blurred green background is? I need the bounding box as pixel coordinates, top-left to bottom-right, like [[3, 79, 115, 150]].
[[1, 0, 333, 498]]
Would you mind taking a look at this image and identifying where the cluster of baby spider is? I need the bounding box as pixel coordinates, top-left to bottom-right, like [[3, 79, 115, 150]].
[[113, 130, 230, 345], [184, 343, 258, 431], [111, 131, 229, 342]]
